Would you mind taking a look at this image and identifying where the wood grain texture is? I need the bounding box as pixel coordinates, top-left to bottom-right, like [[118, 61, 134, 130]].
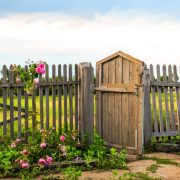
[[45, 64, 50, 130], [168, 65, 175, 131], [157, 64, 164, 132], [162, 65, 170, 132], [2, 65, 7, 135], [150, 64, 158, 132], [9, 65, 14, 138]]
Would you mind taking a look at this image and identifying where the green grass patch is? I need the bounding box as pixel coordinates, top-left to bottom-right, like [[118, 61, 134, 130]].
[[146, 164, 159, 173]]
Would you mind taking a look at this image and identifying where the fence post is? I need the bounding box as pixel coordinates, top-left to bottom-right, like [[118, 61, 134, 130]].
[[143, 66, 152, 146], [79, 62, 94, 141]]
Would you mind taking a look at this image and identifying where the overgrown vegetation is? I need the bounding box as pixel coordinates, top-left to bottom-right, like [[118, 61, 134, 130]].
[[0, 128, 127, 179]]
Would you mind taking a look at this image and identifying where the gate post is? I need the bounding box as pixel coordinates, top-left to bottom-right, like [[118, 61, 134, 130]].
[[143, 66, 152, 146], [79, 62, 94, 140]]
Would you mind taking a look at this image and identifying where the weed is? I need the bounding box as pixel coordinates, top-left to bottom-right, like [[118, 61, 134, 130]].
[[146, 164, 159, 173]]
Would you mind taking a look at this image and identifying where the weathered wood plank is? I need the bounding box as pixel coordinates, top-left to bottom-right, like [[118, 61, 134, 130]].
[[63, 65, 68, 126], [122, 58, 130, 147], [137, 63, 144, 155], [102, 92, 108, 142], [157, 64, 164, 132], [17, 82, 22, 138], [32, 91, 36, 130], [9, 65, 14, 139], [45, 64, 49, 130], [2, 65, 7, 135], [150, 81, 180, 87], [102, 62, 108, 84], [163, 65, 170, 131], [58, 65, 62, 131], [168, 65, 175, 131], [39, 74, 44, 129], [24, 65, 29, 141], [83, 66, 94, 136], [69, 64, 73, 130], [173, 65, 180, 130], [75, 64, 78, 130], [108, 59, 116, 143], [95, 64, 100, 134], [143, 67, 152, 145], [128, 62, 137, 149], [150, 64, 158, 132], [115, 56, 123, 83], [52, 64, 56, 129]]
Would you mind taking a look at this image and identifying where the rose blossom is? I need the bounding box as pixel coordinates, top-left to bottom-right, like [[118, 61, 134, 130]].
[[40, 142, 46, 149], [33, 78, 39, 85], [38, 158, 47, 165], [38, 63, 45, 69], [21, 149, 29, 156], [21, 162, 29, 169], [15, 138, 21, 143], [36, 63, 46, 75], [60, 135, 65, 142], [46, 156, 53, 165], [16, 77, 21, 83], [11, 142, 16, 148]]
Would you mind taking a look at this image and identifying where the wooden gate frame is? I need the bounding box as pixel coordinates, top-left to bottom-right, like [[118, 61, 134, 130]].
[[95, 51, 145, 155]]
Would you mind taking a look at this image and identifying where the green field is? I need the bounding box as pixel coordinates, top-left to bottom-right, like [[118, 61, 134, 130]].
[[151, 92, 178, 131], [0, 95, 76, 136], [0, 92, 179, 137]]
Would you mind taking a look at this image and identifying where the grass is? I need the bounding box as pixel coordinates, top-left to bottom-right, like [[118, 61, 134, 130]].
[[0, 91, 179, 137], [146, 164, 159, 173], [0, 95, 77, 136], [150, 92, 179, 131]]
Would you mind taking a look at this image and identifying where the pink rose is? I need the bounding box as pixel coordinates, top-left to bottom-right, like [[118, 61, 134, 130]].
[[38, 158, 46, 165], [21, 162, 29, 169], [33, 78, 39, 85], [46, 156, 53, 165], [36, 67, 42, 74], [11, 142, 16, 148], [15, 138, 21, 143], [40, 68, 46, 75], [21, 149, 29, 156], [38, 63, 45, 69], [60, 135, 65, 142], [16, 77, 21, 83], [40, 142, 46, 149]]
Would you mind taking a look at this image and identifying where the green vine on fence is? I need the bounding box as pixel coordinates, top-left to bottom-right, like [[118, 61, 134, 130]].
[[10, 60, 46, 94]]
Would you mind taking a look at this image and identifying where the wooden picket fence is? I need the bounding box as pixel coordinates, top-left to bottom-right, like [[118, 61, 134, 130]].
[[144, 64, 180, 144], [0, 63, 94, 141]]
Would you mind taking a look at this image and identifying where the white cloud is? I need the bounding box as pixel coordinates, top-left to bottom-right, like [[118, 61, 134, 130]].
[[0, 11, 180, 68]]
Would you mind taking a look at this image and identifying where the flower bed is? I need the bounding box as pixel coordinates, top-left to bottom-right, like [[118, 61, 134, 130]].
[[0, 128, 127, 179]]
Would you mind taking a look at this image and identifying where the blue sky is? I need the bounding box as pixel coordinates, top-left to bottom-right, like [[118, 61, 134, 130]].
[[0, 0, 180, 16], [0, 0, 180, 70]]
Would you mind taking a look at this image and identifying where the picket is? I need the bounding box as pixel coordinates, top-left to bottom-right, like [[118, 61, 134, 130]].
[[0, 64, 81, 140]]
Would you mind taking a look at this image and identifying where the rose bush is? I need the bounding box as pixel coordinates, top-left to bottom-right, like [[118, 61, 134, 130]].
[[10, 60, 46, 94]]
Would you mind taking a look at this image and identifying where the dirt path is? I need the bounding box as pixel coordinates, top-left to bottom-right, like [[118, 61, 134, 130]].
[[61, 153, 180, 180]]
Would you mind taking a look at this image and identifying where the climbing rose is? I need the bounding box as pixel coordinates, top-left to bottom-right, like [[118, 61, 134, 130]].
[[60, 135, 65, 142], [36, 63, 46, 75], [33, 78, 39, 85], [16, 77, 21, 83], [40, 142, 46, 149], [21, 162, 29, 169], [10, 142, 16, 148], [38, 158, 46, 165], [21, 149, 29, 156], [46, 156, 53, 165]]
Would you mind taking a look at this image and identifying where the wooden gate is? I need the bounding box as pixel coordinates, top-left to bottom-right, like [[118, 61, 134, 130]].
[[95, 51, 144, 155]]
